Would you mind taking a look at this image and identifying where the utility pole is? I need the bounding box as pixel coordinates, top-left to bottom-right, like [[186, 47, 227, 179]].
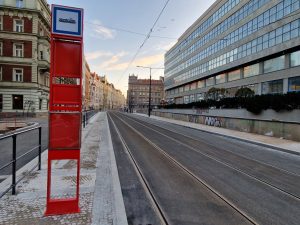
[[136, 66, 164, 117], [148, 68, 152, 117]]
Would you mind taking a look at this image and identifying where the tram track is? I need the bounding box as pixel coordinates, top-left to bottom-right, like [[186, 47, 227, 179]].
[[109, 111, 300, 225], [108, 112, 257, 225], [118, 112, 300, 200], [108, 113, 169, 225]]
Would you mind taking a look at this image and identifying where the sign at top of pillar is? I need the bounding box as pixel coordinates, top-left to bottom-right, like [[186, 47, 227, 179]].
[[51, 5, 83, 38]]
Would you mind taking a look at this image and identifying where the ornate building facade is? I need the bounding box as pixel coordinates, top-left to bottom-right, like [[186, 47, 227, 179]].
[[0, 0, 51, 115]]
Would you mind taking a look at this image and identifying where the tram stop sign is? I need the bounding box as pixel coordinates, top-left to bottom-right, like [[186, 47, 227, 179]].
[[52, 5, 83, 38], [45, 4, 84, 216]]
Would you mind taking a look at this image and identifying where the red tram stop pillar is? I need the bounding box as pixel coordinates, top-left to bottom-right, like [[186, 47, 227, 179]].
[[45, 4, 84, 216]]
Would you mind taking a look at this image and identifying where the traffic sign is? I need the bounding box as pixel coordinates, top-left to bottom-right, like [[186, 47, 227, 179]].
[[51, 5, 83, 37]]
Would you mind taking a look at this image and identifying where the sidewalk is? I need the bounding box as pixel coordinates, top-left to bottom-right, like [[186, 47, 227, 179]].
[[0, 112, 127, 225], [136, 113, 300, 155]]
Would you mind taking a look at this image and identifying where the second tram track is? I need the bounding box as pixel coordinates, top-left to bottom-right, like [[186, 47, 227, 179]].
[[108, 113, 170, 225], [109, 112, 258, 225], [118, 112, 300, 201]]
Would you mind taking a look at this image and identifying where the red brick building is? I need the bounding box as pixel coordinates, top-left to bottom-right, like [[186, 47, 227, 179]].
[[127, 74, 164, 112], [0, 0, 50, 115]]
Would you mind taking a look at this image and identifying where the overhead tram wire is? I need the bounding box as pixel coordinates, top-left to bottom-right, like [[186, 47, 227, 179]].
[[116, 0, 171, 85], [85, 21, 177, 40]]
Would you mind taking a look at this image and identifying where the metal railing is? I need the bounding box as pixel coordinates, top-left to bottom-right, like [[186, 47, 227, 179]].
[[82, 110, 98, 128], [0, 126, 42, 198]]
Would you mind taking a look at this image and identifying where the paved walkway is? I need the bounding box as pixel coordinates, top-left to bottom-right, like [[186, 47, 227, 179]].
[[0, 112, 127, 225], [136, 113, 300, 155]]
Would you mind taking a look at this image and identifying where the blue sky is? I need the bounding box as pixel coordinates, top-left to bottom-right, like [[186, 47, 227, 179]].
[[47, 0, 215, 94]]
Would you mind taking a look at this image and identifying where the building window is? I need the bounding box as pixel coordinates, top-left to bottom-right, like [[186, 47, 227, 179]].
[[244, 63, 259, 78], [0, 94, 2, 111], [13, 68, 23, 82], [14, 43, 24, 57], [40, 27, 44, 36], [16, 0, 24, 8], [184, 96, 190, 104], [39, 99, 42, 110], [14, 19, 24, 32], [45, 75, 49, 87], [190, 94, 195, 103], [0, 42, 2, 56], [190, 82, 196, 90], [184, 84, 190, 92], [215, 73, 226, 84], [228, 69, 241, 81], [290, 51, 300, 67], [197, 80, 205, 88], [12, 95, 23, 109], [288, 76, 300, 92], [262, 79, 283, 94], [40, 51, 44, 60], [0, 16, 3, 30], [206, 77, 215, 86], [264, 55, 285, 73], [196, 93, 205, 101]]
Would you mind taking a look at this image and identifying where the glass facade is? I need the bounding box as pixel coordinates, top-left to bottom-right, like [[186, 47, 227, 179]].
[[198, 80, 205, 88], [165, 0, 300, 103], [228, 69, 241, 81], [206, 77, 215, 86], [288, 76, 300, 91], [165, 17, 300, 87], [196, 93, 205, 101], [216, 74, 226, 84], [262, 79, 283, 94], [190, 82, 197, 90], [264, 56, 285, 73], [165, 0, 300, 87], [190, 94, 195, 102], [290, 50, 300, 67], [244, 63, 259, 77], [165, 0, 269, 67], [184, 96, 190, 104], [165, 0, 241, 62]]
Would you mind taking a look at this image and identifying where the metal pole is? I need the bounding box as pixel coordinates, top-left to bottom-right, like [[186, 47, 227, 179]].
[[38, 127, 42, 170], [83, 112, 86, 128], [12, 134, 17, 195], [148, 68, 152, 117]]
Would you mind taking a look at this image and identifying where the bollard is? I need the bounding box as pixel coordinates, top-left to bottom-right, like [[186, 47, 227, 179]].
[[38, 127, 42, 170], [12, 134, 17, 195]]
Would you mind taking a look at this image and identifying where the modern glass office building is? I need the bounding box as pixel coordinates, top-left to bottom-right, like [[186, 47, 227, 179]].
[[164, 0, 300, 104]]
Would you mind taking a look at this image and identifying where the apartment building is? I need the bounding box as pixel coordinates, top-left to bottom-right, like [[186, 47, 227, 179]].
[[0, 0, 50, 114], [127, 74, 164, 110]]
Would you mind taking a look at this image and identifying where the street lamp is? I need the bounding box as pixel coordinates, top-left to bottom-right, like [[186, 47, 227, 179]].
[[136, 66, 164, 117]]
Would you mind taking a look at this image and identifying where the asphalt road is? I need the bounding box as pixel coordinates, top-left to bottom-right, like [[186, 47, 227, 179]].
[[0, 117, 49, 177], [108, 111, 300, 225]]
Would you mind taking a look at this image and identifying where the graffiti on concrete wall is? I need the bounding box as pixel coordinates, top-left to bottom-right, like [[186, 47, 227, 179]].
[[195, 108, 209, 114], [204, 116, 222, 127]]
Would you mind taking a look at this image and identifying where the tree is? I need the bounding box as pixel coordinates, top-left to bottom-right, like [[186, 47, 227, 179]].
[[235, 87, 255, 98], [206, 87, 227, 101]]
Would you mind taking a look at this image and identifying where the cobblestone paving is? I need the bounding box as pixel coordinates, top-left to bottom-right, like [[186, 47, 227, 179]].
[[0, 114, 103, 225], [0, 193, 93, 225]]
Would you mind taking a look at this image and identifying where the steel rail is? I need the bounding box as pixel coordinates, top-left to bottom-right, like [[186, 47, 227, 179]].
[[0, 125, 41, 140], [110, 112, 258, 225], [131, 114, 300, 178], [108, 113, 169, 225], [120, 112, 300, 200]]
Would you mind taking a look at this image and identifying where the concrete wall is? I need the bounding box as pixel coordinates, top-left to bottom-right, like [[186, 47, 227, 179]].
[[152, 109, 300, 142]]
